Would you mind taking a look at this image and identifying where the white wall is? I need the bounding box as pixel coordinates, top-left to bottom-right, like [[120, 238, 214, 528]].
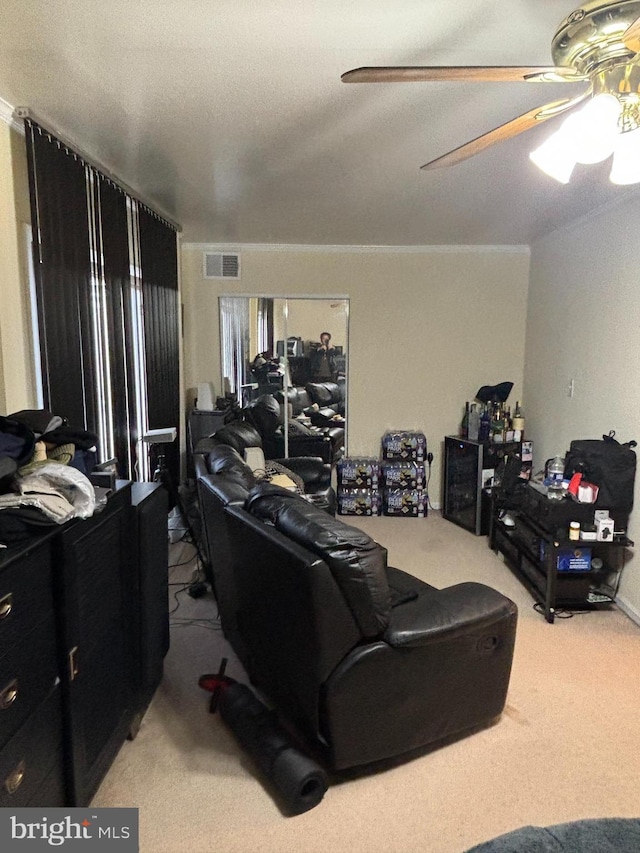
[[181, 245, 530, 502], [525, 196, 640, 618], [272, 297, 348, 352]]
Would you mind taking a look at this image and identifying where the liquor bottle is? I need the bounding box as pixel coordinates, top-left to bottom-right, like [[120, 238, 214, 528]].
[[504, 406, 514, 442], [460, 402, 470, 439], [491, 401, 505, 442], [512, 401, 525, 437], [478, 406, 491, 442], [468, 404, 480, 441]]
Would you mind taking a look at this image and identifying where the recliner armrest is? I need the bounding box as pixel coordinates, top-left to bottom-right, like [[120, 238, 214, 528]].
[[197, 472, 251, 506], [384, 582, 517, 648], [273, 456, 331, 487]]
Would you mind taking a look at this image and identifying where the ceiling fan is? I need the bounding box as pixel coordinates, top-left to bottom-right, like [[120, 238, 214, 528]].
[[341, 1, 640, 173]]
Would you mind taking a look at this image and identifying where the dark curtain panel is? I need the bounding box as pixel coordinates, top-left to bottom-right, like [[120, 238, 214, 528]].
[[25, 121, 96, 431], [138, 206, 180, 487], [24, 118, 181, 485], [99, 178, 137, 478]]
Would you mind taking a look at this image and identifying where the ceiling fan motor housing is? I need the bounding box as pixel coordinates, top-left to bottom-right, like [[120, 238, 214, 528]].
[[552, 0, 640, 75]]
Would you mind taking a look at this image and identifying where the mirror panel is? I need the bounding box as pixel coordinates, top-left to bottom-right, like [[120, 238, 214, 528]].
[[219, 296, 349, 457]]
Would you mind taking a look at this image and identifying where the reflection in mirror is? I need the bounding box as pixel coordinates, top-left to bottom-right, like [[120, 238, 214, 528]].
[[219, 296, 348, 460]]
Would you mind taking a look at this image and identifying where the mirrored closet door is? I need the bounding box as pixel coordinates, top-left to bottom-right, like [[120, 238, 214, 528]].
[[219, 296, 349, 456]]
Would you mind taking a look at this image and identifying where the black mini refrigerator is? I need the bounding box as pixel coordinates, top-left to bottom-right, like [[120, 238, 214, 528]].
[[442, 437, 522, 535]]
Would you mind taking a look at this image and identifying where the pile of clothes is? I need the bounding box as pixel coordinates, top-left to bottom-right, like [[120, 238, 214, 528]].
[[0, 409, 99, 546]]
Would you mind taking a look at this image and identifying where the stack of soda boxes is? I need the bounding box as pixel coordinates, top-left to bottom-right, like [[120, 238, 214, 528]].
[[336, 457, 382, 516], [336, 430, 428, 518], [380, 430, 428, 517]]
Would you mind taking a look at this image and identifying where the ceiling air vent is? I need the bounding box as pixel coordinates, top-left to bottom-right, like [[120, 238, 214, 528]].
[[203, 251, 240, 280]]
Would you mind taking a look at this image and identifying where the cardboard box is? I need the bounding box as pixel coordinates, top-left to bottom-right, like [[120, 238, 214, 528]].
[[381, 461, 426, 490], [337, 488, 381, 517], [521, 441, 533, 463], [556, 547, 592, 572], [381, 430, 427, 462], [382, 488, 428, 518], [596, 517, 614, 542], [337, 457, 380, 490]]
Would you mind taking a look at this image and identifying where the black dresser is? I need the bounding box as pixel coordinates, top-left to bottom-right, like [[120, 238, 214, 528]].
[[0, 481, 169, 806], [0, 531, 65, 806]]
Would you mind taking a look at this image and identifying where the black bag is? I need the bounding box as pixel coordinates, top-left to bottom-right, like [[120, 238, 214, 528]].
[[493, 452, 528, 509], [0, 415, 36, 467], [563, 432, 637, 514]]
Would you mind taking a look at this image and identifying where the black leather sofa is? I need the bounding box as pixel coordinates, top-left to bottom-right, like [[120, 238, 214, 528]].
[[196, 421, 336, 512], [245, 393, 344, 463], [194, 428, 336, 658], [277, 383, 346, 430], [196, 445, 518, 771], [305, 380, 345, 416]]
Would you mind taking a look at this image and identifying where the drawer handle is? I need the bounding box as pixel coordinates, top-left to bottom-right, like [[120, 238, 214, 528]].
[[0, 593, 12, 620], [0, 679, 18, 710], [4, 759, 26, 795]]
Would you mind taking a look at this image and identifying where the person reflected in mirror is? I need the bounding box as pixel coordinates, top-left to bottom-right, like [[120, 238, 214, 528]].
[[310, 332, 337, 382]]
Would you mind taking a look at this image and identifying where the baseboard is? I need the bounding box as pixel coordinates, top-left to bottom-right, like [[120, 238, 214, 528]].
[[614, 593, 640, 627]]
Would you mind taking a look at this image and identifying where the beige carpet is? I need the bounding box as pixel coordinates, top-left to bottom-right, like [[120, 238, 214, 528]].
[[92, 513, 640, 853]]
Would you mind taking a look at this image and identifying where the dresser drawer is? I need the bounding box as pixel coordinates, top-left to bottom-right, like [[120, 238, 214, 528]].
[[27, 750, 66, 806], [0, 686, 63, 807], [0, 540, 54, 655], [0, 615, 59, 748]]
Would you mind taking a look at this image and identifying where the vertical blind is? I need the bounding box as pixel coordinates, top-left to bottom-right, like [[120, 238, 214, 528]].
[[24, 119, 181, 485], [139, 206, 181, 483], [25, 127, 95, 431], [219, 296, 250, 396]]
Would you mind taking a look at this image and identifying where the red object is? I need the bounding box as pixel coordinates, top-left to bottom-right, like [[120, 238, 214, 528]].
[[198, 673, 236, 692], [567, 472, 582, 497], [198, 658, 237, 712]]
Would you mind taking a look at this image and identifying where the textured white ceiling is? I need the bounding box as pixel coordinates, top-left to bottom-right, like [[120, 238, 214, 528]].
[[2, 0, 639, 244]]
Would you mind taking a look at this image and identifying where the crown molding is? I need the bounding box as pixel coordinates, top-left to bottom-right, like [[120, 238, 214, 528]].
[[182, 242, 531, 255], [0, 96, 24, 134]]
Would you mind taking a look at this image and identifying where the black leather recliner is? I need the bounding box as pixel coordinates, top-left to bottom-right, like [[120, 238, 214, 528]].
[[244, 394, 344, 463], [206, 421, 336, 510], [275, 386, 312, 417], [194, 438, 336, 662], [221, 484, 518, 771], [305, 381, 345, 416]]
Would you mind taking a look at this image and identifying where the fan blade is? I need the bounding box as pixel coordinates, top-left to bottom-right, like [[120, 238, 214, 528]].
[[420, 93, 589, 171], [341, 66, 585, 83], [622, 14, 640, 52]]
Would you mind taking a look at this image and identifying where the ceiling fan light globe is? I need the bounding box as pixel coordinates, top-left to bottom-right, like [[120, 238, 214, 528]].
[[574, 132, 617, 164], [529, 130, 577, 183], [610, 127, 640, 184], [570, 94, 621, 164]]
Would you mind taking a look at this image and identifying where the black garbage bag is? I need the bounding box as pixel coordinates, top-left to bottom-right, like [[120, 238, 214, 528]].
[[0, 415, 36, 467]]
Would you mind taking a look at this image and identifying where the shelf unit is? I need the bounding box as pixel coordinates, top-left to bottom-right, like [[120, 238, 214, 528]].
[[490, 501, 633, 623]]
